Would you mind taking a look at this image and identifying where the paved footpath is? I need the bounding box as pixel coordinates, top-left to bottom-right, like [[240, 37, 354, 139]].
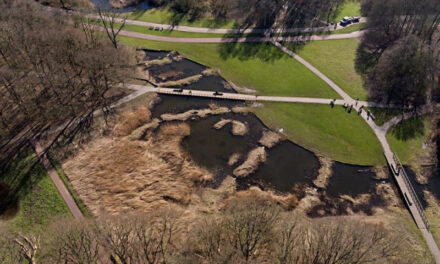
[[32, 141, 84, 220], [93, 25, 363, 43], [94, 15, 366, 34]]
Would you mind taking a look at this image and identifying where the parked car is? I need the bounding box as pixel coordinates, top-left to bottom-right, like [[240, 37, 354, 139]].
[[351, 16, 360, 23], [340, 16, 352, 26], [173, 88, 183, 93]]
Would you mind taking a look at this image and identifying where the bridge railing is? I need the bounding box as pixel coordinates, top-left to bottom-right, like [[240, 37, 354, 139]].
[[393, 153, 430, 230]]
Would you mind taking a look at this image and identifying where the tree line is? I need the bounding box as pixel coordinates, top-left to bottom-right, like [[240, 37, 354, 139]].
[[1, 197, 413, 264], [0, 0, 135, 170], [356, 0, 440, 109], [148, 0, 346, 31]]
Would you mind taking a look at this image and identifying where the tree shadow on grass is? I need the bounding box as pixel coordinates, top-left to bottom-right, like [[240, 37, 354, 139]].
[[217, 28, 310, 63], [389, 117, 425, 141], [0, 149, 46, 219]]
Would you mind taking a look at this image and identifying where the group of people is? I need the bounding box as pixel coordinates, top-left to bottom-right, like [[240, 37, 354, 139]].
[[329, 98, 373, 120]]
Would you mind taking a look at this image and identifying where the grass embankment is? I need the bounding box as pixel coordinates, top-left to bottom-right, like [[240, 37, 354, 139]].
[[293, 38, 367, 100], [1, 153, 70, 232], [333, 23, 365, 34], [120, 37, 338, 98], [386, 117, 430, 164], [254, 103, 384, 165]]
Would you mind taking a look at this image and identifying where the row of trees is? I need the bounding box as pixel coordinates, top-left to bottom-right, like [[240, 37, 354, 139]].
[[0, 198, 407, 264], [0, 0, 135, 169], [356, 0, 440, 108], [149, 0, 346, 30]]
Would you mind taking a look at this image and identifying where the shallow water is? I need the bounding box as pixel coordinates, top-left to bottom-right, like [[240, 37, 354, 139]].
[[326, 162, 380, 198], [148, 58, 207, 82], [248, 141, 320, 193], [143, 49, 170, 61], [89, 0, 150, 12]]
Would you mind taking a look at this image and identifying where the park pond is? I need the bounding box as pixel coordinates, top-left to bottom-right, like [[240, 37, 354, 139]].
[[139, 49, 439, 216], [88, 0, 150, 12]]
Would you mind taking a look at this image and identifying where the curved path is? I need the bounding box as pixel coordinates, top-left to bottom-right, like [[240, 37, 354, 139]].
[[115, 27, 363, 43], [91, 14, 366, 34]]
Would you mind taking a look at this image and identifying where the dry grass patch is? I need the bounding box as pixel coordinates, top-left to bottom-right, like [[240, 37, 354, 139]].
[[62, 109, 212, 216], [113, 106, 151, 136], [258, 130, 284, 148], [233, 147, 266, 178], [213, 119, 248, 136], [158, 74, 203, 87], [160, 106, 229, 121]]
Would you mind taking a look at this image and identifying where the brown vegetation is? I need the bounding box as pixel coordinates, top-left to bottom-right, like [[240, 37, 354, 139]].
[[313, 156, 333, 189], [233, 147, 266, 178], [213, 119, 249, 136], [258, 130, 284, 148], [158, 74, 203, 87], [160, 106, 229, 121], [62, 108, 212, 216], [228, 153, 241, 166]]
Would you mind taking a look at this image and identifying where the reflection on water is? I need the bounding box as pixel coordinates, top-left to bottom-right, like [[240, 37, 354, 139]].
[[326, 162, 379, 198], [89, 0, 150, 12]]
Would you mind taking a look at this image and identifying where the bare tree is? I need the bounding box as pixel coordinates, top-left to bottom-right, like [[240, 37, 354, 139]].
[[222, 197, 280, 263], [45, 220, 101, 264], [96, 216, 138, 264], [0, 0, 134, 172], [15, 233, 40, 264], [97, 9, 127, 49], [133, 210, 179, 264]]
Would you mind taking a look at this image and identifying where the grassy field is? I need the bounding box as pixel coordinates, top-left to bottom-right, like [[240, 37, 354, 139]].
[[1, 153, 70, 232], [127, 7, 236, 29], [333, 23, 365, 34], [127, 1, 361, 28], [335, 1, 361, 22], [254, 102, 384, 165], [293, 39, 367, 100], [121, 36, 338, 98], [386, 117, 430, 164]]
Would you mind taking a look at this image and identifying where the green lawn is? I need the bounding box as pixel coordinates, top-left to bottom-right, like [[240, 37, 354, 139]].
[[127, 7, 236, 29], [254, 103, 384, 165], [294, 39, 367, 100], [121, 36, 338, 98], [335, 1, 361, 22], [333, 23, 365, 34], [387, 117, 430, 164], [1, 153, 70, 233]]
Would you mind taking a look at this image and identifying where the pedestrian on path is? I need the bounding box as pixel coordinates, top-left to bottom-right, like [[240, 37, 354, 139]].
[[330, 100, 335, 108], [367, 110, 371, 120], [355, 98, 359, 106]]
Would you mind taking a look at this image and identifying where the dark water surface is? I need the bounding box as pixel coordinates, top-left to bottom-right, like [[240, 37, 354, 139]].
[[147, 50, 390, 202], [89, 0, 150, 12]]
